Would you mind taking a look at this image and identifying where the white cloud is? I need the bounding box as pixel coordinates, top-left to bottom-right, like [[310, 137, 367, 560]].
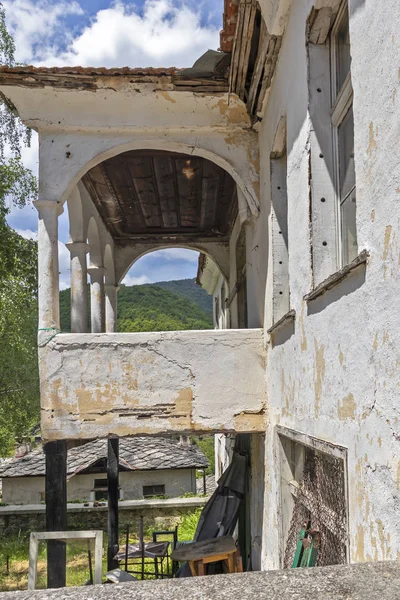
[[155, 248, 199, 262], [122, 274, 152, 286], [3, 0, 83, 64], [14, 227, 37, 240], [4, 0, 220, 68]]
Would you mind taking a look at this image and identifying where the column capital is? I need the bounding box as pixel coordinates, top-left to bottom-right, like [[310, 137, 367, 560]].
[[105, 283, 120, 292], [65, 241, 90, 255], [88, 266, 105, 282], [33, 200, 64, 216]]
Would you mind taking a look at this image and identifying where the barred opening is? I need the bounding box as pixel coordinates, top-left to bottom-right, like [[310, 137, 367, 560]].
[[282, 445, 347, 568]]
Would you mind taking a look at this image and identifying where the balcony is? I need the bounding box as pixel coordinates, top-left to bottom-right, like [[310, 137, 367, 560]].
[[39, 329, 266, 441]]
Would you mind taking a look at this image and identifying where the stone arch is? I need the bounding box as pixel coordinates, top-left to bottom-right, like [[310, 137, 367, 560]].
[[87, 217, 102, 268], [116, 243, 227, 287], [56, 136, 260, 219]]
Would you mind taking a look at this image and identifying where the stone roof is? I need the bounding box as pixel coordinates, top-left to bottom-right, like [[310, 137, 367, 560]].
[[0, 437, 208, 479], [0, 562, 398, 599], [0, 66, 180, 76]]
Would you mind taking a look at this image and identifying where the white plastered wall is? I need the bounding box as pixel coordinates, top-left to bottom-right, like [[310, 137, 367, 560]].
[[2, 469, 196, 504], [255, 0, 400, 569]]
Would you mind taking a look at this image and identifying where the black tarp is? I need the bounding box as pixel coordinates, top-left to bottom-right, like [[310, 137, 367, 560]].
[[177, 452, 247, 577]]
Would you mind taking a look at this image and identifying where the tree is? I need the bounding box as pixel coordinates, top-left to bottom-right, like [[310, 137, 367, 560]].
[[0, 3, 39, 455]]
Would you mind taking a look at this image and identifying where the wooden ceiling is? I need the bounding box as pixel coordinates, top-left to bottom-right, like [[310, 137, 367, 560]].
[[82, 150, 238, 244]]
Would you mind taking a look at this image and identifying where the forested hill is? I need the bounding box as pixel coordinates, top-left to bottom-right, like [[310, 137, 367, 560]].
[[59, 279, 213, 333], [155, 278, 212, 317]]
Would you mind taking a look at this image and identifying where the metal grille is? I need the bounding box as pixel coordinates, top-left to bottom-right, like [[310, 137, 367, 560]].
[[283, 448, 347, 568]]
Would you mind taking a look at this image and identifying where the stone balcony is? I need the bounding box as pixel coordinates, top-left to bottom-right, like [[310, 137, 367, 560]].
[[39, 329, 266, 441]]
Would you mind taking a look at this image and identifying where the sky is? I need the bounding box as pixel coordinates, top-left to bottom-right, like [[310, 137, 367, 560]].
[[4, 0, 222, 288]]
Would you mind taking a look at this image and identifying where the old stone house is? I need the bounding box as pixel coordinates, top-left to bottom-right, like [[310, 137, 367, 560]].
[[0, 0, 398, 579], [0, 437, 207, 505]]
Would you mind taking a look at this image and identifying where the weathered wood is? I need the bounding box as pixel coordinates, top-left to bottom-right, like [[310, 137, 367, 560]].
[[307, 43, 338, 285], [237, 2, 258, 101], [107, 438, 119, 571], [309, 7, 333, 44], [256, 35, 282, 116], [247, 19, 270, 116], [44, 440, 67, 589], [171, 536, 236, 562], [83, 151, 238, 241]]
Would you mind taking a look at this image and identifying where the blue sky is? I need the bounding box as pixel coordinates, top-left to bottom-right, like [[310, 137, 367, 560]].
[[4, 0, 221, 287]]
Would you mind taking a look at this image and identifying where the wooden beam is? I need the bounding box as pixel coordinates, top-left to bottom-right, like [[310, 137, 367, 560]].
[[247, 19, 269, 116], [44, 441, 67, 589], [229, 0, 257, 101], [107, 438, 119, 571]]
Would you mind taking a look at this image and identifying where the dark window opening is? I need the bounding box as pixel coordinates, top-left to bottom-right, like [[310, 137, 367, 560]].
[[143, 484, 166, 498], [94, 477, 108, 501]]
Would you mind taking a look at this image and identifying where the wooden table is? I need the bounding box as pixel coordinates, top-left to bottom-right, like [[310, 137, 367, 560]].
[[171, 536, 242, 577]]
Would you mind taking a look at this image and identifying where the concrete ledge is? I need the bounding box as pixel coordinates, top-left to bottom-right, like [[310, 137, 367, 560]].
[[0, 496, 207, 516], [0, 562, 399, 599], [39, 329, 266, 440]]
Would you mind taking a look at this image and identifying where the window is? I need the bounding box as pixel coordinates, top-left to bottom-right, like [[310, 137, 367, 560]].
[[143, 484, 165, 498], [93, 478, 108, 501], [331, 2, 358, 266]]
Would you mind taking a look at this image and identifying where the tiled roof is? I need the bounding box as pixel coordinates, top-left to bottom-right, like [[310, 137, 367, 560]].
[[0, 66, 180, 76], [0, 437, 208, 478]]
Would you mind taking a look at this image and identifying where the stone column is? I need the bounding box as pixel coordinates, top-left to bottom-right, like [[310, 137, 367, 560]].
[[66, 242, 90, 333], [33, 200, 62, 337], [88, 266, 105, 333], [105, 284, 119, 333]]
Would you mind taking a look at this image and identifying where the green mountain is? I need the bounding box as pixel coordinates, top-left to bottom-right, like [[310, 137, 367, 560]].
[[155, 278, 212, 317], [59, 279, 213, 333]]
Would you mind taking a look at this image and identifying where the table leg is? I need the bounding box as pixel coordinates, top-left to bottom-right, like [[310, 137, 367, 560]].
[[227, 552, 235, 573], [235, 549, 243, 573], [189, 561, 197, 577], [197, 560, 206, 576], [154, 557, 159, 579]]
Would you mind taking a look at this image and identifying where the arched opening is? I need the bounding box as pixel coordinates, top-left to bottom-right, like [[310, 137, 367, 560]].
[[117, 248, 216, 333], [67, 148, 242, 333]]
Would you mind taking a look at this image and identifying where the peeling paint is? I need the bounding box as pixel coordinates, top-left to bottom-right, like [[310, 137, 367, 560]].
[[367, 121, 377, 155], [313, 338, 325, 418], [382, 225, 392, 260], [338, 393, 356, 421]]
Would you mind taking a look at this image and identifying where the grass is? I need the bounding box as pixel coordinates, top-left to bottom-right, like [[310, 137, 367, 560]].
[[0, 509, 202, 591]]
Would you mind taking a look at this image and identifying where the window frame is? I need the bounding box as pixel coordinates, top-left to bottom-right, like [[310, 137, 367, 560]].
[[93, 477, 108, 501], [142, 484, 166, 498], [329, 1, 357, 268]]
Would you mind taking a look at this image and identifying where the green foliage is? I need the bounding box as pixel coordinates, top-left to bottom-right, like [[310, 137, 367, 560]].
[[156, 279, 212, 317], [178, 508, 202, 541], [191, 436, 215, 476], [59, 281, 213, 333], [0, 4, 39, 456], [0, 168, 39, 455], [117, 284, 212, 332], [0, 3, 31, 157]]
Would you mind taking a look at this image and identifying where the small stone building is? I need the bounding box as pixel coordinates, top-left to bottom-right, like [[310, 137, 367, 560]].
[[0, 437, 207, 505]]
